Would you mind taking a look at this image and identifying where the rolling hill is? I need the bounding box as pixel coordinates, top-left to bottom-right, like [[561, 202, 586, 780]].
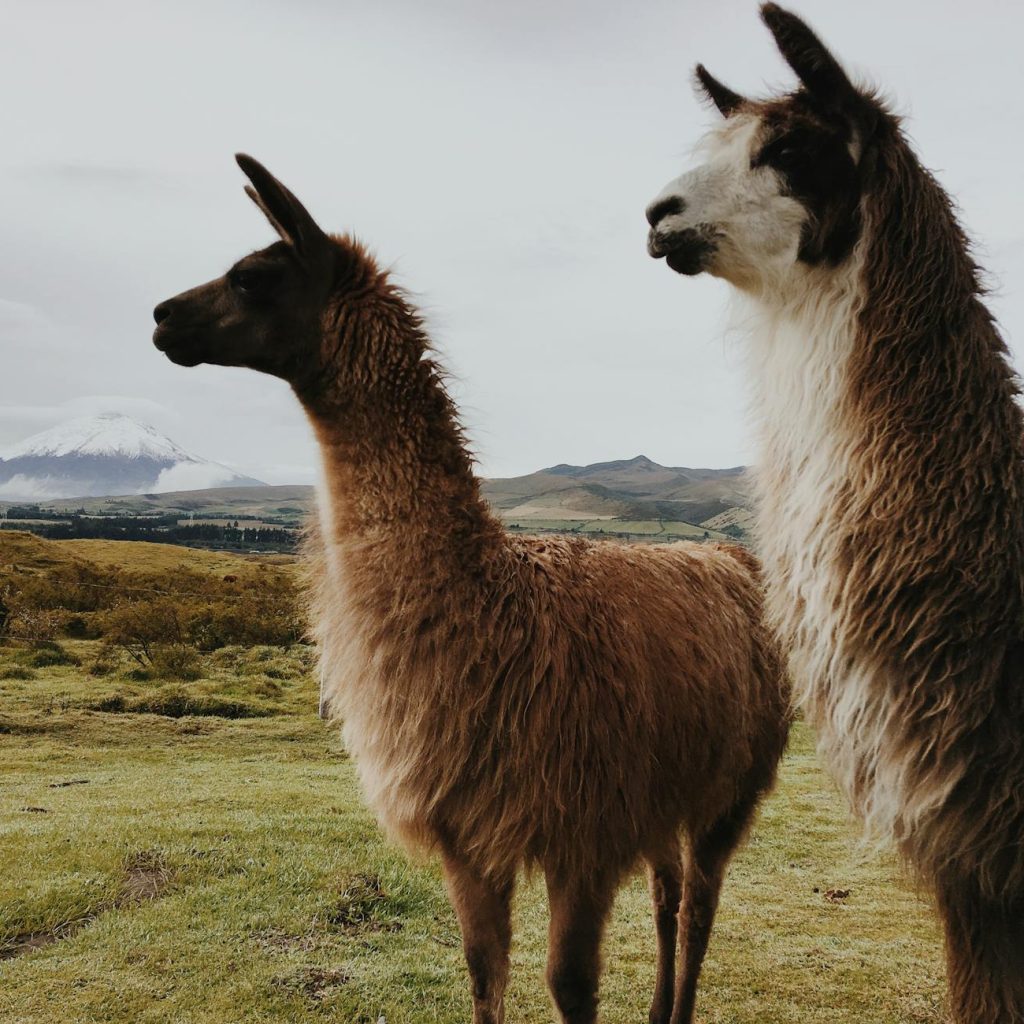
[[0, 456, 754, 541], [483, 455, 750, 528]]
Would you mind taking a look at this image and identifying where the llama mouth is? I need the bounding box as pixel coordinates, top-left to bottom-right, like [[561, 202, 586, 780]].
[[647, 227, 717, 276], [152, 327, 206, 367]]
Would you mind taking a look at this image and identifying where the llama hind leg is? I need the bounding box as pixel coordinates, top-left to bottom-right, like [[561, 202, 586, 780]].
[[544, 869, 617, 1024], [671, 798, 759, 1024], [936, 880, 1024, 1023], [646, 841, 684, 1024], [440, 849, 515, 1024]]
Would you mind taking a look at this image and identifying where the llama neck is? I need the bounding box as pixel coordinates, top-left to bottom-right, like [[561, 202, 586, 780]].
[[849, 141, 1022, 446], [749, 130, 1024, 693], [751, 137, 1024, 485], [298, 281, 502, 580]]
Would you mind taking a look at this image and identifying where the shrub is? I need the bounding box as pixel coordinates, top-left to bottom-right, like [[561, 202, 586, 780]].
[[149, 645, 202, 681], [90, 686, 274, 719], [27, 642, 80, 668], [5, 607, 64, 646], [0, 665, 36, 680]]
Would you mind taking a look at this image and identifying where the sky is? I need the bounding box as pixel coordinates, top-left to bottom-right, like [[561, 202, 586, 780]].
[[2, 0, 1022, 483]]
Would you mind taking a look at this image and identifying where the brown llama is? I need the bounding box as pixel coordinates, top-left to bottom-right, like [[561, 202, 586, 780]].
[[152, 154, 789, 1024], [646, 5, 1024, 1021]]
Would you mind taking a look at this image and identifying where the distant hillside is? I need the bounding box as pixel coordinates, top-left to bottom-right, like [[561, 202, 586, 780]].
[[483, 455, 750, 529], [0, 456, 754, 543], [9, 484, 317, 522]]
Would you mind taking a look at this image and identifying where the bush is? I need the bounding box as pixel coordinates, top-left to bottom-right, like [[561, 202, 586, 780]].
[[4, 559, 307, 667], [5, 607, 64, 646], [27, 642, 80, 668], [90, 686, 274, 719], [0, 665, 36, 680], [149, 645, 202, 681], [63, 614, 101, 639]]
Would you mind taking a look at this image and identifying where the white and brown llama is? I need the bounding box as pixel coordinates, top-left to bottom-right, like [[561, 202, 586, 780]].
[[152, 154, 790, 1024], [646, 5, 1024, 1021]]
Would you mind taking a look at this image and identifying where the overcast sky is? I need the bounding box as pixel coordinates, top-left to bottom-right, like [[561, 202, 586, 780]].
[[2, 0, 1022, 483]]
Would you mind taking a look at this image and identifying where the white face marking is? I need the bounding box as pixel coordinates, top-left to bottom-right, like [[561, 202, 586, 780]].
[[648, 114, 808, 292]]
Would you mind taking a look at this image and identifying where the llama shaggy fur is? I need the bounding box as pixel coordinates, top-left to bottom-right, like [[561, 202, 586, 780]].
[[646, 6, 1024, 1020], [152, 154, 790, 1024]]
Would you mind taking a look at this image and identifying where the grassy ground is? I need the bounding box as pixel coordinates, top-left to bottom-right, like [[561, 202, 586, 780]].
[[0, 530, 283, 577], [0, 640, 948, 1023]]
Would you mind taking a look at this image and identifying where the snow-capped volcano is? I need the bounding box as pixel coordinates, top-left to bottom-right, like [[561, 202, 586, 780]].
[[0, 413, 263, 500]]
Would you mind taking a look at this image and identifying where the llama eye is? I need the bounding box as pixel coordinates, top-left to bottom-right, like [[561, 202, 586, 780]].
[[231, 270, 262, 294]]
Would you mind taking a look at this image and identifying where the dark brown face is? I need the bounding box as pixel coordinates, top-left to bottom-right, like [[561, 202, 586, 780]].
[[153, 241, 328, 378], [152, 154, 336, 385]]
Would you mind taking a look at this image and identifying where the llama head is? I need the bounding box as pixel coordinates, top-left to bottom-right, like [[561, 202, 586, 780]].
[[153, 155, 341, 384], [646, 4, 880, 293]]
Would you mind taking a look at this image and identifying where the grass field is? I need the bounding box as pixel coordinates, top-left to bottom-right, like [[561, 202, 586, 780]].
[[0, 530, 289, 578], [0, 639, 948, 1024], [502, 519, 735, 542]]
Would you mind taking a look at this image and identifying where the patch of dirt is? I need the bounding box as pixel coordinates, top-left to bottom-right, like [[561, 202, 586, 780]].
[[823, 887, 851, 904], [0, 849, 173, 961], [253, 928, 326, 954], [48, 778, 90, 788], [271, 965, 350, 1001], [122, 851, 172, 903], [326, 873, 403, 934], [0, 930, 62, 961]]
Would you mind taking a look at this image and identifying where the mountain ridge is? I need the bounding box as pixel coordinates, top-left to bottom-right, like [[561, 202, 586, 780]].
[[0, 454, 751, 536]]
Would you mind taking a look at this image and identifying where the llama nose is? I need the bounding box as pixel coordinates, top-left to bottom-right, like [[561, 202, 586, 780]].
[[646, 195, 686, 227], [153, 300, 175, 325]]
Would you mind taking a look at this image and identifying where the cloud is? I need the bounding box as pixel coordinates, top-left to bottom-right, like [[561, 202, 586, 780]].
[[0, 396, 174, 430], [151, 461, 244, 493], [0, 474, 66, 501], [12, 161, 177, 192]]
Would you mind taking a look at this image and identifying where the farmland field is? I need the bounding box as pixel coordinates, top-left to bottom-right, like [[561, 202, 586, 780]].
[[503, 518, 735, 542], [1, 667, 948, 1021]]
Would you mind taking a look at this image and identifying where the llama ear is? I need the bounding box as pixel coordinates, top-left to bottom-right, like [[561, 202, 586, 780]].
[[760, 4, 859, 112], [235, 153, 330, 264], [694, 64, 745, 117]]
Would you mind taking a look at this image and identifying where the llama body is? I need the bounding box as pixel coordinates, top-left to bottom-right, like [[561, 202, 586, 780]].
[[153, 154, 789, 1024], [312, 519, 780, 882], [646, 6, 1024, 1020]]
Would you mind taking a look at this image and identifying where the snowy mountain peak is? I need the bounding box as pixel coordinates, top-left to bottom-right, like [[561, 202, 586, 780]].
[[0, 413, 264, 500], [3, 412, 193, 462]]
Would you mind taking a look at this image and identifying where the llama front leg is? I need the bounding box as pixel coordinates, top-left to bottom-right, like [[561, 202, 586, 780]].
[[544, 869, 616, 1024], [646, 844, 684, 1024], [936, 880, 1024, 1023], [671, 798, 758, 1024], [441, 850, 515, 1024]]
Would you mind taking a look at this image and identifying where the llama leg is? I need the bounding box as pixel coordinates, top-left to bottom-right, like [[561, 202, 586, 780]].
[[646, 843, 684, 1024], [936, 880, 1024, 1023], [671, 799, 757, 1024], [441, 850, 515, 1024], [544, 870, 616, 1024]]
